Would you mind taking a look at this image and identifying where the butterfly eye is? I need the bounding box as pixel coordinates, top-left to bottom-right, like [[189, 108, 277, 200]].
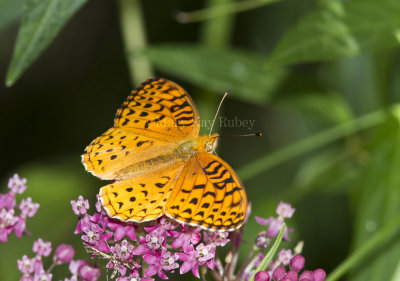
[[206, 142, 213, 152]]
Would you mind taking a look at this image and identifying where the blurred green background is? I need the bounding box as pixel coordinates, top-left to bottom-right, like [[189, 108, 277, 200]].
[[1, 0, 400, 280]]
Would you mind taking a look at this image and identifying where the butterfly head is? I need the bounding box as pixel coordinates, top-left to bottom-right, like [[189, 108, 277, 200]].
[[204, 133, 219, 153]]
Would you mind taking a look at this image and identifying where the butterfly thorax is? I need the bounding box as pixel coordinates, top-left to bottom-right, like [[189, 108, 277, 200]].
[[193, 133, 219, 153], [114, 133, 219, 179]]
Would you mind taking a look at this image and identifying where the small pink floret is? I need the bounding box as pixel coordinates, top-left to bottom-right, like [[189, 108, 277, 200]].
[[276, 202, 295, 218], [32, 238, 52, 257], [8, 174, 27, 194]]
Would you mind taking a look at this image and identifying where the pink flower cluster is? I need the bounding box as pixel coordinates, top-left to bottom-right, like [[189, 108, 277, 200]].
[[240, 202, 326, 281], [17, 238, 101, 281], [0, 174, 39, 242], [254, 254, 326, 281], [71, 195, 229, 280]]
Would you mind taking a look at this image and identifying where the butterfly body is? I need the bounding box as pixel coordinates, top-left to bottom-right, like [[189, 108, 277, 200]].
[[82, 78, 247, 231]]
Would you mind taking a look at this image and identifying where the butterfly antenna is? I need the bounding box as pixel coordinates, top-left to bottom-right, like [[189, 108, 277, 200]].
[[209, 89, 229, 135], [223, 132, 263, 137]]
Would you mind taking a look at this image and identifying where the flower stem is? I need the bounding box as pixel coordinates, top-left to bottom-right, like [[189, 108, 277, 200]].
[[238, 107, 391, 182], [175, 0, 283, 23], [46, 262, 56, 274], [236, 246, 257, 280], [118, 0, 153, 86], [326, 211, 400, 281]]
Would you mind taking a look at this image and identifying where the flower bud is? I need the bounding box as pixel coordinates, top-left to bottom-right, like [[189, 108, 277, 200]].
[[290, 255, 305, 271], [285, 270, 299, 281], [255, 232, 269, 249], [54, 244, 75, 264], [313, 269, 326, 281], [299, 270, 314, 281], [255, 270, 270, 281], [273, 265, 286, 280], [79, 264, 101, 281]]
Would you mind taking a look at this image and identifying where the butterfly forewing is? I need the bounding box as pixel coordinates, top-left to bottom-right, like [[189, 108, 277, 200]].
[[114, 78, 200, 139], [82, 78, 200, 180]]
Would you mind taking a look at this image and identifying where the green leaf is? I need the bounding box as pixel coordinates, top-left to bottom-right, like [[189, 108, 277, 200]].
[[0, 0, 24, 31], [6, 0, 88, 86], [292, 148, 358, 195], [238, 107, 388, 182], [349, 109, 400, 280], [275, 91, 353, 124], [248, 224, 285, 281], [143, 44, 287, 104], [267, 0, 400, 66]]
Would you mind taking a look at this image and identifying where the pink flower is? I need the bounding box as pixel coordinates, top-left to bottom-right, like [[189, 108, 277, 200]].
[[276, 202, 295, 218], [95, 194, 105, 214], [144, 217, 177, 236], [81, 223, 111, 252], [33, 238, 52, 257], [114, 240, 134, 260], [19, 197, 40, 217], [108, 220, 137, 241], [17, 255, 36, 275], [33, 270, 52, 281], [0, 208, 18, 241], [0, 192, 16, 209], [71, 196, 90, 216], [205, 231, 230, 247], [278, 249, 293, 266], [14, 216, 27, 237], [256, 202, 295, 241], [178, 243, 215, 278], [54, 244, 75, 264], [117, 270, 154, 281], [171, 225, 201, 252], [8, 174, 27, 194], [144, 249, 179, 279], [255, 232, 270, 249], [133, 231, 165, 255]]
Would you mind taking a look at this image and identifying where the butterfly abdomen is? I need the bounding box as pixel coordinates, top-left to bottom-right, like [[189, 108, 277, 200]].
[[114, 139, 197, 179]]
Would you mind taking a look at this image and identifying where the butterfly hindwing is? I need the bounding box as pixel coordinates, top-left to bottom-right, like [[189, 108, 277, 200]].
[[165, 153, 247, 231], [100, 165, 183, 222]]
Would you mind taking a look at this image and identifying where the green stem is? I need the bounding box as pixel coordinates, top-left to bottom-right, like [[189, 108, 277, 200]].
[[238, 107, 390, 182], [176, 0, 283, 23], [118, 0, 153, 86], [197, 0, 233, 134], [200, 0, 234, 47], [326, 211, 400, 281]]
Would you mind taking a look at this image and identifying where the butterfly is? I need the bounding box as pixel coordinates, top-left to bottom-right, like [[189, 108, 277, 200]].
[[82, 78, 247, 231]]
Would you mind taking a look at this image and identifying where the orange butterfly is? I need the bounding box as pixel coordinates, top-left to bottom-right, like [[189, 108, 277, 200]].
[[82, 78, 247, 231]]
